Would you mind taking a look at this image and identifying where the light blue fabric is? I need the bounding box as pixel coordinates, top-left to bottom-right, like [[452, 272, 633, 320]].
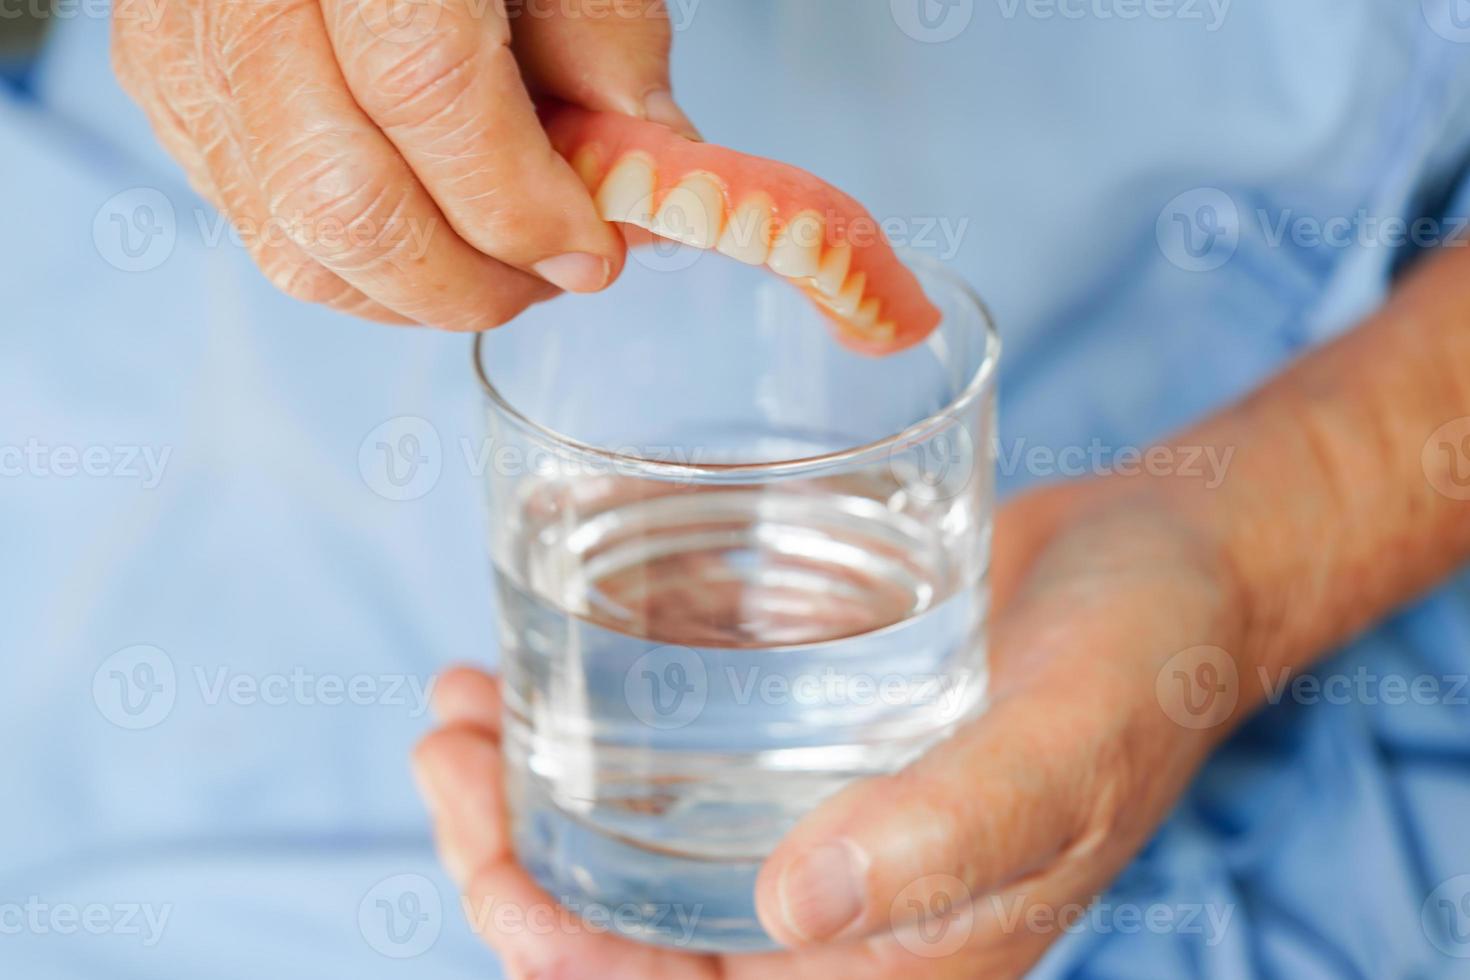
[[4, 2, 1470, 976]]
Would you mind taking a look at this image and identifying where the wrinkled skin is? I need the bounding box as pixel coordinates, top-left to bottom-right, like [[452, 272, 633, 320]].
[[412, 480, 1250, 979], [112, 0, 697, 327]]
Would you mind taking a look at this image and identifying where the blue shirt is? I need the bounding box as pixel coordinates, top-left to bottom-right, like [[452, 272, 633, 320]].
[[3, 3, 1469, 976]]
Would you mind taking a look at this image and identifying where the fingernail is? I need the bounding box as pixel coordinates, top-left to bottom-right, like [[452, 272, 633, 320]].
[[777, 839, 869, 942], [641, 89, 702, 141], [533, 252, 611, 293]]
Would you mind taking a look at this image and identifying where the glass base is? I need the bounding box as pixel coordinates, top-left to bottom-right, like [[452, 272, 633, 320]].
[[512, 777, 777, 953]]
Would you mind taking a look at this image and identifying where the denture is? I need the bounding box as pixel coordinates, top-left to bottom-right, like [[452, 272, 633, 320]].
[[544, 104, 942, 355]]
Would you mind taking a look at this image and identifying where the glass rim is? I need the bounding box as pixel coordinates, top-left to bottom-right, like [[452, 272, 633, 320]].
[[471, 253, 1000, 481]]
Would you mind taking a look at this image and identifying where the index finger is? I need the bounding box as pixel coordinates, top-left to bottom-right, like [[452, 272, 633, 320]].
[[321, 0, 626, 292], [217, 0, 555, 330]]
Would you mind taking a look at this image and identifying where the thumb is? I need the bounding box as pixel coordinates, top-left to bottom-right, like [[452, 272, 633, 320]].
[[511, 0, 699, 138], [750, 611, 1164, 951], [752, 686, 1098, 948]]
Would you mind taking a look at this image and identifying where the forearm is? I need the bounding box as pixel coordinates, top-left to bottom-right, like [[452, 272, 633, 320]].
[[1158, 245, 1470, 680]]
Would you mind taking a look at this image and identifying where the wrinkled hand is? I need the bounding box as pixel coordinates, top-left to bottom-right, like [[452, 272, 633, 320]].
[[112, 0, 695, 327], [412, 481, 1250, 978]]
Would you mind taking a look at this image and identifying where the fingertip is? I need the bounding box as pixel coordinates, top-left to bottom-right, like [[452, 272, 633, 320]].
[[640, 88, 701, 141], [533, 251, 613, 293], [432, 665, 504, 728], [411, 724, 502, 810], [756, 838, 870, 947], [413, 723, 509, 886]]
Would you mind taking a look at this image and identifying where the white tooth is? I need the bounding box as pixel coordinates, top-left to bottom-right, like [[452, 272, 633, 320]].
[[595, 154, 657, 227], [815, 241, 852, 297], [767, 210, 823, 279], [807, 287, 838, 312], [851, 297, 882, 331], [571, 146, 604, 191], [829, 271, 866, 319], [651, 173, 724, 249], [716, 193, 774, 265]]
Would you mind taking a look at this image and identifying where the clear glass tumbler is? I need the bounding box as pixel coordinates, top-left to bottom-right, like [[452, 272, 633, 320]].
[[473, 246, 998, 953]]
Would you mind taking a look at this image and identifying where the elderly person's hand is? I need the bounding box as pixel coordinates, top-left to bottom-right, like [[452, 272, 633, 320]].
[[112, 0, 695, 327], [410, 240, 1470, 977]]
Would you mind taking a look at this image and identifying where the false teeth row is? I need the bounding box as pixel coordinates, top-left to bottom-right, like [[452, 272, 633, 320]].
[[586, 152, 896, 342]]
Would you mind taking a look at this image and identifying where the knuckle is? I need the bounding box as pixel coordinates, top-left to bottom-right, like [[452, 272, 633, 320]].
[[411, 726, 465, 770], [213, 0, 316, 65], [355, 23, 487, 130], [885, 766, 974, 865], [262, 254, 352, 305], [1066, 731, 1136, 860], [266, 147, 417, 266]]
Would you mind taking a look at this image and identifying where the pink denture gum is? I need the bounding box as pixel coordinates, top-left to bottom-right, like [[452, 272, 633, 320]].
[[543, 104, 942, 356]]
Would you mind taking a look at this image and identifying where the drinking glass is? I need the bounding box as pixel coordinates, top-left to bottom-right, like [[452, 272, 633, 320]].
[[473, 245, 998, 952]]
